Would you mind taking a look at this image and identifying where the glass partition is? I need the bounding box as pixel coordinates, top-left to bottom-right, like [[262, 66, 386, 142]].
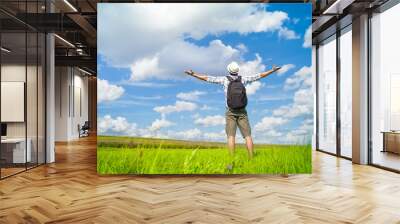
[[317, 35, 337, 154], [0, 1, 46, 179], [1, 30, 28, 177], [339, 26, 352, 158], [27, 30, 38, 169], [38, 32, 45, 165], [371, 3, 400, 171]]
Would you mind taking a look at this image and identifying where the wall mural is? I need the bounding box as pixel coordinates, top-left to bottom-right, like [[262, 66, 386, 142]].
[[97, 3, 312, 174]]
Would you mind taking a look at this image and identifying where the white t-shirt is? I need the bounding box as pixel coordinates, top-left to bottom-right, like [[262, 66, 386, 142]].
[[205, 74, 262, 103]]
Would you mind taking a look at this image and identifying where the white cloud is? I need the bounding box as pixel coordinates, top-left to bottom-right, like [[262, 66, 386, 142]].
[[260, 130, 284, 139], [195, 115, 225, 127], [98, 115, 175, 137], [265, 129, 284, 137], [257, 94, 290, 101], [276, 64, 295, 76], [128, 95, 163, 100], [120, 81, 174, 88], [97, 79, 125, 103], [238, 54, 267, 96], [177, 90, 206, 101], [284, 133, 307, 144], [271, 106, 290, 117], [246, 81, 263, 96], [252, 116, 313, 144], [168, 129, 226, 141], [148, 118, 174, 132], [99, 4, 293, 68], [98, 115, 223, 141], [99, 4, 298, 82], [130, 39, 241, 81], [204, 130, 226, 142], [273, 86, 313, 119], [283, 119, 313, 144], [284, 66, 312, 90], [265, 74, 313, 143], [303, 25, 312, 48], [254, 116, 289, 132], [129, 56, 163, 81], [153, 101, 197, 115], [200, 105, 212, 110], [170, 128, 203, 140], [97, 113, 312, 143], [239, 54, 266, 76], [292, 119, 313, 135], [252, 125, 285, 143], [236, 43, 248, 53], [278, 27, 300, 40], [98, 115, 136, 134], [191, 113, 201, 119]]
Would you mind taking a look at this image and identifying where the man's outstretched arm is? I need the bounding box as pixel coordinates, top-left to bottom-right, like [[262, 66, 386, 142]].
[[259, 65, 281, 79], [184, 70, 208, 81], [184, 70, 225, 84], [242, 65, 282, 84]]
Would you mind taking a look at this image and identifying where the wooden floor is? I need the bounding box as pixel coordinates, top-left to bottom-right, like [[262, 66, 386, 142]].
[[1, 167, 26, 178], [1, 136, 400, 223], [373, 151, 400, 171]]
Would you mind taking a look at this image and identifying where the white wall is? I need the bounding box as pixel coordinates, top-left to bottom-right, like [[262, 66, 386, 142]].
[[1, 63, 46, 164], [1, 65, 41, 138], [55, 67, 89, 141], [55, 67, 69, 141]]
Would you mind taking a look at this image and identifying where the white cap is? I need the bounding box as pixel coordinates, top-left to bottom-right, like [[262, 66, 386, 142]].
[[227, 61, 239, 74]]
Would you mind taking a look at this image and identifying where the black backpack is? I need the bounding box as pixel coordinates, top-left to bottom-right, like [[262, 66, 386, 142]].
[[226, 76, 247, 109]]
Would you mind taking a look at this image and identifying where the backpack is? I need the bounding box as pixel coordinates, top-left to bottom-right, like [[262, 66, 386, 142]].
[[226, 76, 247, 109]]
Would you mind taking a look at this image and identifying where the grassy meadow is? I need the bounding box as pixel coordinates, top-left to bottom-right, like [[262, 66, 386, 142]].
[[97, 136, 312, 174]]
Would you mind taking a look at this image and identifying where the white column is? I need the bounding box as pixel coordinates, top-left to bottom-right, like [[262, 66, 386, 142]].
[[352, 14, 369, 164], [46, 33, 55, 163], [45, 1, 55, 163], [312, 45, 317, 150]]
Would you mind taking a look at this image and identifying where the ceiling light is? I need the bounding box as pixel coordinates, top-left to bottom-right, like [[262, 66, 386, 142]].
[[322, 0, 355, 15], [322, 0, 341, 15], [54, 34, 75, 48], [63, 0, 78, 12], [78, 67, 93, 76], [76, 48, 84, 55], [1, 47, 11, 53]]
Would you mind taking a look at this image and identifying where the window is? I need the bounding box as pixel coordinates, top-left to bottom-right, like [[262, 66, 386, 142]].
[[318, 35, 337, 154], [339, 26, 352, 158], [370, 2, 400, 171]]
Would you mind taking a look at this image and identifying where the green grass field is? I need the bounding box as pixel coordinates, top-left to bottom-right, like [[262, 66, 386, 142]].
[[97, 136, 311, 174]]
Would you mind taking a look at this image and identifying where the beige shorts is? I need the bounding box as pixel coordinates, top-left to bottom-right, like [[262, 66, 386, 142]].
[[225, 108, 251, 138]]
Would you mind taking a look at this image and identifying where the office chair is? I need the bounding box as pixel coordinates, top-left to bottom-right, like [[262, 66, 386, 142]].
[[79, 121, 90, 138]]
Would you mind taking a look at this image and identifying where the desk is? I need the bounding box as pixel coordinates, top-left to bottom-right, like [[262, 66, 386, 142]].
[[1, 138, 31, 163], [381, 131, 400, 154]]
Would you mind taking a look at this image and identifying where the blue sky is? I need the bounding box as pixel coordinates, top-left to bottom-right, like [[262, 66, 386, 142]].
[[97, 3, 312, 144]]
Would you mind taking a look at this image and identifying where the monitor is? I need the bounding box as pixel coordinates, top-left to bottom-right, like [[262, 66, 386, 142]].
[[1, 123, 7, 137]]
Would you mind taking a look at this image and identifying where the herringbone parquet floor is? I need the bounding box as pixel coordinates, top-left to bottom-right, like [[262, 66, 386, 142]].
[[1, 136, 400, 223]]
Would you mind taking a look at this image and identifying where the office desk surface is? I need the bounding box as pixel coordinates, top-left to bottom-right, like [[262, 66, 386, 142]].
[[0, 138, 31, 163], [1, 138, 26, 143]]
